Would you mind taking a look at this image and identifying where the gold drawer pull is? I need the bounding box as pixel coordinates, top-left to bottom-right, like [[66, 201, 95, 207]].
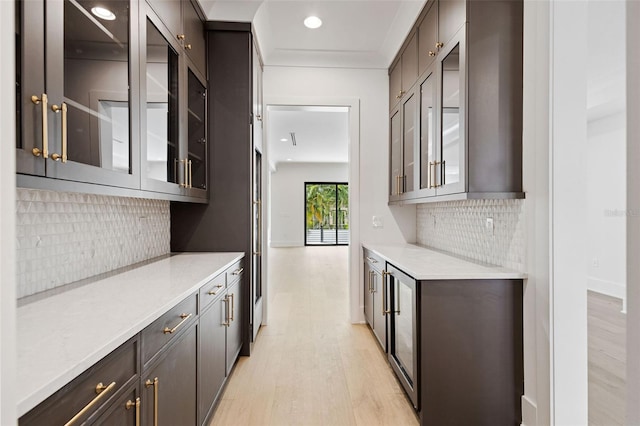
[[232, 267, 244, 276], [63, 381, 116, 426], [51, 102, 68, 162], [163, 313, 192, 334], [207, 285, 224, 295], [382, 271, 392, 315], [229, 293, 235, 321], [31, 94, 49, 159], [222, 296, 230, 327], [125, 397, 141, 426]]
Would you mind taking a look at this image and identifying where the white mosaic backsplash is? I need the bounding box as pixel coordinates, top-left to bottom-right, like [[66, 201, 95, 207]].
[[416, 199, 525, 272], [16, 189, 170, 298]]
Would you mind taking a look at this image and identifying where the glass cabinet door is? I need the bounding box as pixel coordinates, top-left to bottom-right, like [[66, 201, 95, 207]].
[[389, 109, 402, 198], [187, 69, 206, 190], [44, 0, 139, 188], [419, 69, 437, 196], [142, 15, 181, 192], [402, 92, 416, 194], [437, 30, 466, 195]]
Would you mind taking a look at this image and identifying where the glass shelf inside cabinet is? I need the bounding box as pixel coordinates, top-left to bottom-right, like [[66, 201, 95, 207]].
[[187, 70, 206, 190]]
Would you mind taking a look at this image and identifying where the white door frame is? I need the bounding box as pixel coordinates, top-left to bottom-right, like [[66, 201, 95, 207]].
[[263, 96, 361, 324]]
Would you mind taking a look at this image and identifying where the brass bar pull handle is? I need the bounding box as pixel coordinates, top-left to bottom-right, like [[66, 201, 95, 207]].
[[145, 378, 158, 426], [207, 285, 223, 296], [51, 103, 68, 162], [31, 94, 49, 158], [177, 34, 185, 40], [232, 267, 244, 276], [428, 50, 436, 57], [63, 381, 116, 426], [188, 160, 192, 188], [436, 42, 444, 49], [163, 313, 192, 334], [185, 43, 192, 50], [230, 293, 235, 321], [382, 271, 391, 315], [125, 397, 141, 426], [179, 159, 188, 187], [222, 296, 230, 326]]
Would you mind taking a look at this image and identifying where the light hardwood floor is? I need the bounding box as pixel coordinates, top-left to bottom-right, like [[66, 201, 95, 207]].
[[210, 246, 418, 426], [588, 290, 626, 426]]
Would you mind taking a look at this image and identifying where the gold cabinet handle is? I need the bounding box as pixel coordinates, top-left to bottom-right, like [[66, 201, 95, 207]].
[[256, 114, 262, 121], [229, 293, 235, 322], [207, 284, 224, 296], [370, 270, 376, 293], [428, 50, 436, 57], [31, 94, 49, 158], [222, 296, 230, 327], [177, 34, 186, 40], [436, 42, 444, 49], [185, 43, 192, 50], [63, 381, 116, 426], [163, 313, 192, 334], [51, 102, 68, 163], [232, 267, 244, 276], [382, 271, 391, 315], [145, 377, 158, 426], [125, 397, 141, 426], [179, 159, 187, 187]]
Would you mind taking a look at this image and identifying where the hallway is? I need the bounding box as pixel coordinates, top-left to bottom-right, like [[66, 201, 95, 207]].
[[210, 246, 418, 425]]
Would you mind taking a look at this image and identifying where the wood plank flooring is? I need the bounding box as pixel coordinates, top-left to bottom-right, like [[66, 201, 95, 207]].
[[210, 246, 418, 426], [588, 290, 626, 426]]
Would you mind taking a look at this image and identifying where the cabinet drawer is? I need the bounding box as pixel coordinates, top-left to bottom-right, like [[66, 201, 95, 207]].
[[199, 272, 226, 311], [19, 338, 138, 426], [141, 294, 197, 366], [364, 249, 384, 272], [226, 260, 244, 286]]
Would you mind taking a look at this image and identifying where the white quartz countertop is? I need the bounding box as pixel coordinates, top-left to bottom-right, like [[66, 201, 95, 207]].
[[17, 252, 244, 417], [362, 243, 526, 280]]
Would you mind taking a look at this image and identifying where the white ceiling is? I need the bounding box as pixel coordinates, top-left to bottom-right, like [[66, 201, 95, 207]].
[[267, 106, 349, 167], [197, 0, 426, 68]]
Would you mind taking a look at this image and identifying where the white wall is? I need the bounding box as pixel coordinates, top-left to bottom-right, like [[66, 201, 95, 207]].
[[270, 162, 348, 247], [264, 66, 416, 323], [1, 1, 17, 423], [586, 0, 626, 303]]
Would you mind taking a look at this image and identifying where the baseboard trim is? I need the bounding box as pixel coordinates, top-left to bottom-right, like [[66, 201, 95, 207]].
[[270, 241, 303, 248], [521, 394, 537, 426], [587, 276, 625, 300]]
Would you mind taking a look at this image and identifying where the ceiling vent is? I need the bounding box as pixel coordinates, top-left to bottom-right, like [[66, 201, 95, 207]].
[[289, 132, 297, 146]]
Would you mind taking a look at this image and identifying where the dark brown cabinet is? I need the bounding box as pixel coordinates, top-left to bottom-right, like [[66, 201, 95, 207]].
[[94, 386, 140, 426], [389, 0, 523, 204], [142, 323, 198, 426], [15, 0, 207, 203], [420, 279, 523, 425], [363, 249, 387, 351], [198, 292, 227, 425], [226, 279, 243, 374], [146, 0, 206, 76], [19, 337, 139, 426], [389, 32, 418, 111], [16, 0, 140, 189]]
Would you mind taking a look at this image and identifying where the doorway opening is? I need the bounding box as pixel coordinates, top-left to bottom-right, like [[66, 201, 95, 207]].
[[304, 182, 349, 246]]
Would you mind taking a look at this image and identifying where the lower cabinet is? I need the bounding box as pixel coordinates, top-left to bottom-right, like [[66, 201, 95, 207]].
[[94, 386, 140, 426], [19, 256, 246, 426], [363, 249, 387, 351], [142, 323, 198, 426], [226, 279, 243, 375], [198, 292, 227, 424]]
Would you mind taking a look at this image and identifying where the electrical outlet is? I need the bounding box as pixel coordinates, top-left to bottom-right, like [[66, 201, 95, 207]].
[[485, 217, 494, 236], [372, 216, 383, 229]]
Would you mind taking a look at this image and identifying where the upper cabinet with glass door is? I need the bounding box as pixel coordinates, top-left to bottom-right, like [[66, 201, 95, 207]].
[[140, 2, 208, 199], [16, 0, 139, 189], [388, 0, 524, 204]]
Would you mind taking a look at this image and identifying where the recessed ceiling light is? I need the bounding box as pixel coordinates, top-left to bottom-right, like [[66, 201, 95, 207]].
[[91, 6, 116, 21], [304, 16, 322, 29], [280, 138, 288, 142], [286, 158, 293, 161]]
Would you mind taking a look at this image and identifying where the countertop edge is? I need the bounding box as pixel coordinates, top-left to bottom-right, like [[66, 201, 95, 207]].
[[17, 252, 245, 417]]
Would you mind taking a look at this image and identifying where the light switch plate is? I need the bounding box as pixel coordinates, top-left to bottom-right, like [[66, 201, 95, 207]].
[[372, 216, 383, 228]]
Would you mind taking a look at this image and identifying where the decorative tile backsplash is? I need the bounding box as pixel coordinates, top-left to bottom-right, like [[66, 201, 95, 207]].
[[16, 189, 171, 298], [416, 199, 525, 272]]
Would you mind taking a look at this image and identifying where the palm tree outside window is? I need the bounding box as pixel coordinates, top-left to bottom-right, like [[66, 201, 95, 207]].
[[305, 183, 349, 246]]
